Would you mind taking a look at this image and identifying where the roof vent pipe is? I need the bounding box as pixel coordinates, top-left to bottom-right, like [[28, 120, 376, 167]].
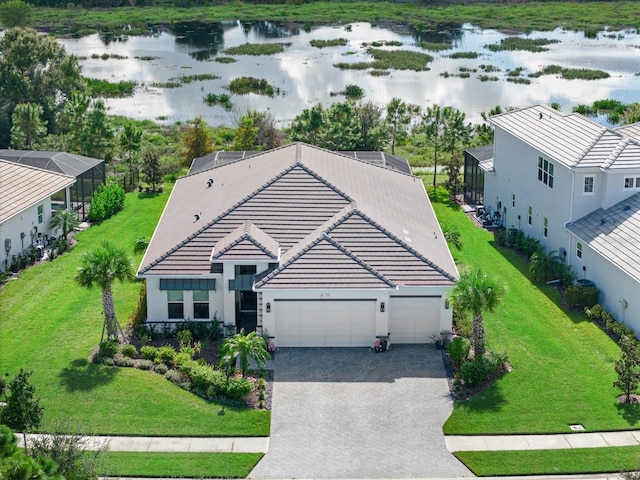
[[539, 112, 543, 120], [206, 178, 214, 188]]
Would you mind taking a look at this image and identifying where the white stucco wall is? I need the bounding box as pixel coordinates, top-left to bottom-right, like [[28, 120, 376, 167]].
[[0, 193, 65, 269], [260, 284, 454, 344], [487, 128, 573, 255], [601, 170, 640, 211], [567, 238, 640, 334]]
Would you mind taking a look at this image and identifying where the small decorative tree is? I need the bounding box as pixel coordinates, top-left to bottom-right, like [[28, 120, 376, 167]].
[[614, 335, 640, 404], [220, 328, 270, 377], [0, 369, 43, 452]]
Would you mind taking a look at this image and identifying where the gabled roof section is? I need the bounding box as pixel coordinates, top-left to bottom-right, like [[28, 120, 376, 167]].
[[139, 142, 459, 284], [256, 234, 394, 289], [566, 193, 640, 283], [327, 210, 456, 285], [490, 105, 640, 170], [212, 220, 279, 261], [0, 150, 103, 177], [0, 160, 75, 223]]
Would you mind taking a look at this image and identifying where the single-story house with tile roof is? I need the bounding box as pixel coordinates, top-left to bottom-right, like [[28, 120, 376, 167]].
[[0, 160, 76, 270], [0, 150, 105, 219], [137, 143, 458, 347]]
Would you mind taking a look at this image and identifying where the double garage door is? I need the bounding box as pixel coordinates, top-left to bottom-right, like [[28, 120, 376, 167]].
[[274, 296, 441, 347]]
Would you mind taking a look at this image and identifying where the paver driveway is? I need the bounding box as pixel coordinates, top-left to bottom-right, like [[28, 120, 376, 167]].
[[249, 345, 473, 479]]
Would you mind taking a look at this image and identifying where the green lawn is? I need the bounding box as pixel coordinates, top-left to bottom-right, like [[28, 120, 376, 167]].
[[0, 190, 270, 436], [98, 452, 263, 478], [455, 447, 640, 477], [430, 188, 629, 434]]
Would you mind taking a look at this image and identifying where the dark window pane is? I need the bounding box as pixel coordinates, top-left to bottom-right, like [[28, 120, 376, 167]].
[[168, 303, 184, 319], [194, 303, 209, 319]]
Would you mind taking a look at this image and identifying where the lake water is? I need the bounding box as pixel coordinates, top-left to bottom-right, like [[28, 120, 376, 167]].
[[58, 21, 640, 126]]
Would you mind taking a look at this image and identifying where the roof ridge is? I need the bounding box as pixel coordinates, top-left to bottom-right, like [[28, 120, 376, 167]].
[[280, 202, 357, 263], [0, 158, 75, 179], [140, 162, 301, 272], [603, 136, 630, 169], [345, 210, 457, 282], [255, 233, 395, 288]]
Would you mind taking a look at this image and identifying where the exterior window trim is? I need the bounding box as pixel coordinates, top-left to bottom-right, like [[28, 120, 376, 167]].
[[577, 241, 583, 259], [193, 290, 210, 320], [583, 175, 594, 195], [167, 290, 184, 319], [543, 217, 549, 238], [538, 156, 554, 189], [624, 176, 640, 190], [37, 204, 44, 224], [528, 206, 532, 226]]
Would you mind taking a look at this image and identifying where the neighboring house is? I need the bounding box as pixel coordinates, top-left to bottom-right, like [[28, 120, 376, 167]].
[[481, 104, 640, 334], [0, 160, 76, 270], [0, 150, 106, 219], [138, 143, 458, 347]]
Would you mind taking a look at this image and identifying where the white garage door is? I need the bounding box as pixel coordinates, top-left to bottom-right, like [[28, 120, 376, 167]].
[[390, 296, 441, 344], [275, 299, 376, 347]]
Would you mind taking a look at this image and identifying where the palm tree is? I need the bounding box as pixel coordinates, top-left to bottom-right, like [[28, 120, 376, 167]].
[[75, 241, 133, 342], [220, 328, 270, 377], [529, 248, 561, 282], [49, 209, 79, 240], [422, 104, 446, 189], [448, 268, 505, 357], [442, 225, 462, 250]]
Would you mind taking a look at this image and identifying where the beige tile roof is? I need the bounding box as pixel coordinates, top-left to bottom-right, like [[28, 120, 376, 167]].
[[0, 160, 75, 223], [212, 221, 279, 261], [566, 193, 640, 283], [139, 143, 458, 287], [490, 105, 640, 170]]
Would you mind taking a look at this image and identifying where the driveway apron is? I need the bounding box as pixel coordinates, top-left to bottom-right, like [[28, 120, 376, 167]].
[[249, 345, 473, 479]]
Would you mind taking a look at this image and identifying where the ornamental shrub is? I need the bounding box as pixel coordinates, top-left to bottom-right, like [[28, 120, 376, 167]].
[[138, 359, 153, 370], [88, 183, 125, 222], [153, 362, 168, 375], [99, 340, 119, 358], [140, 345, 158, 361], [120, 344, 137, 358], [225, 377, 253, 399], [565, 285, 599, 309], [114, 355, 135, 367], [447, 337, 471, 369], [585, 303, 605, 321], [155, 345, 176, 365], [460, 351, 508, 386], [190, 364, 227, 393]]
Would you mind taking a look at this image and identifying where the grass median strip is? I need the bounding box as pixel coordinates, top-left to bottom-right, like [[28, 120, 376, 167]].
[[97, 452, 263, 478], [455, 447, 640, 476]]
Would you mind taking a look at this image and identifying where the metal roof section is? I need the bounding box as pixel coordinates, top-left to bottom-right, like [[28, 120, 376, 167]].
[[256, 234, 394, 289], [567, 193, 640, 283], [0, 150, 103, 177], [490, 105, 640, 170], [0, 160, 75, 223], [616, 123, 640, 143], [212, 220, 280, 261], [466, 144, 495, 173], [139, 143, 459, 284]]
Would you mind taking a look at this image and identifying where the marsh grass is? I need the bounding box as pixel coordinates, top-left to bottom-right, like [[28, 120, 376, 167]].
[[362, 40, 402, 47], [418, 41, 451, 51], [34, 3, 640, 37], [150, 81, 181, 89], [228, 76, 278, 96], [90, 53, 128, 60], [310, 38, 347, 48], [485, 37, 559, 52], [172, 73, 221, 83], [134, 55, 159, 61], [369, 69, 390, 76], [85, 78, 136, 97], [532, 64, 610, 79], [213, 56, 236, 63], [449, 51, 479, 59], [223, 43, 285, 55], [204, 92, 232, 110], [367, 48, 432, 71], [334, 61, 370, 70]]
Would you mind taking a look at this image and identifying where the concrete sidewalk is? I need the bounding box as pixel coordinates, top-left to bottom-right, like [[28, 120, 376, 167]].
[[445, 431, 640, 451], [18, 434, 269, 453]]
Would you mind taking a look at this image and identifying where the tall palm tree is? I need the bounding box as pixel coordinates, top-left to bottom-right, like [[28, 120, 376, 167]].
[[220, 328, 270, 377], [448, 268, 505, 357], [75, 241, 133, 342], [49, 209, 79, 239]]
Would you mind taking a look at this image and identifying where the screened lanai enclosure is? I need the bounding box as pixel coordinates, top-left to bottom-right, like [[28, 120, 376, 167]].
[[0, 150, 105, 219]]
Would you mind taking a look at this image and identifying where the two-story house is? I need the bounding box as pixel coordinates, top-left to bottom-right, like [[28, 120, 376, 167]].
[[138, 143, 459, 347], [480, 104, 640, 334]]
